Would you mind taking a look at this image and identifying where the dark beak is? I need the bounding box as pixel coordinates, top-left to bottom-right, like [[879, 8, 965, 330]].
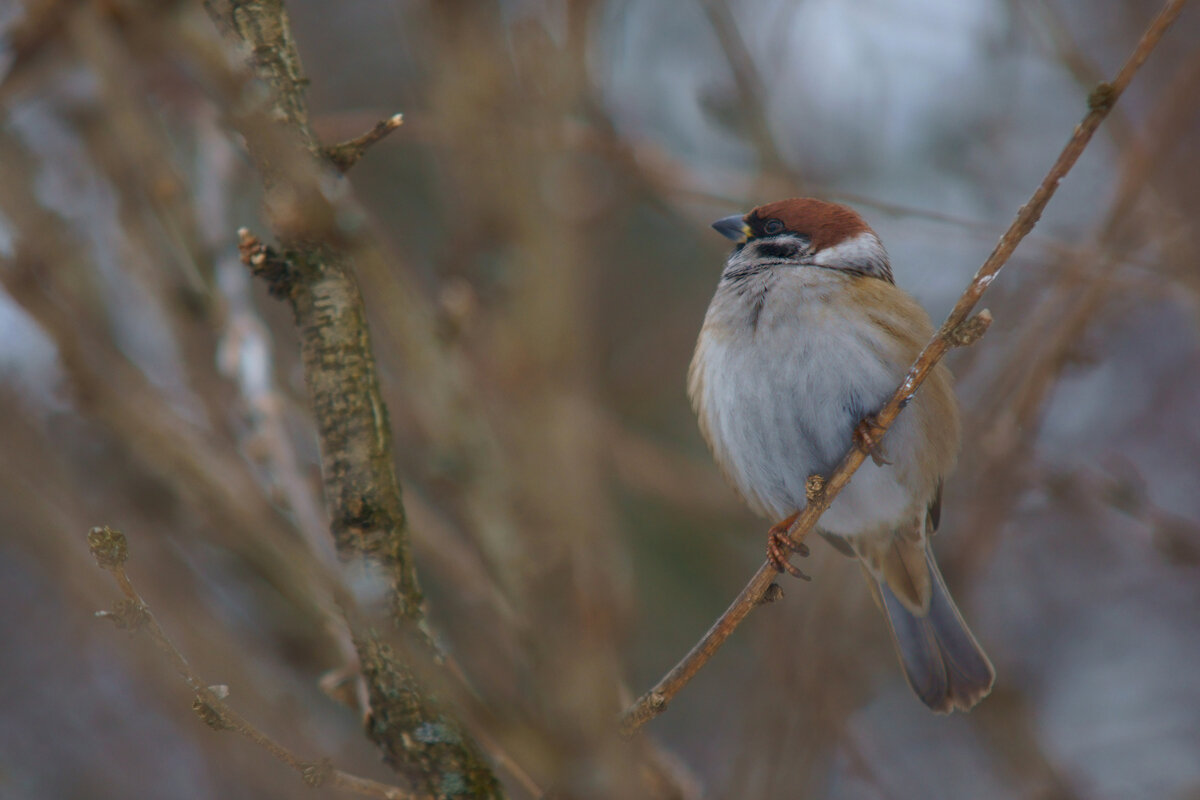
[[712, 214, 749, 242]]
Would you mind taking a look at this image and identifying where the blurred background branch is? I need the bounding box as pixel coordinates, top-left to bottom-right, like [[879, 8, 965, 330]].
[[87, 525, 416, 800]]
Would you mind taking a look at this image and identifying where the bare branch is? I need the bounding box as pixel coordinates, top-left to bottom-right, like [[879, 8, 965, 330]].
[[87, 526, 422, 800], [202, 3, 505, 795], [697, 0, 796, 183], [619, 0, 1188, 737], [324, 113, 405, 172]]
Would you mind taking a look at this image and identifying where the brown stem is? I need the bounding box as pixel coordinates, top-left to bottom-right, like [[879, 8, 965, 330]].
[[87, 527, 422, 800], [619, 0, 1188, 737], [203, 2, 504, 796], [324, 113, 405, 172]]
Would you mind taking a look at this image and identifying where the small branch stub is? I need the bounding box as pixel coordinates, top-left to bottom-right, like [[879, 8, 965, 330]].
[[193, 695, 234, 731], [1089, 82, 1117, 112], [948, 309, 993, 347], [237, 228, 295, 299], [323, 113, 404, 173], [756, 583, 785, 606], [619, 692, 667, 738], [804, 474, 826, 503], [88, 525, 128, 570]]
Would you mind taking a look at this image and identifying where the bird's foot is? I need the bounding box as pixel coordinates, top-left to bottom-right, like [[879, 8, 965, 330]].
[[854, 415, 892, 467], [766, 512, 810, 580]]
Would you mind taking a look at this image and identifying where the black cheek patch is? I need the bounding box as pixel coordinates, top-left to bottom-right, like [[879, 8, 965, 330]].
[[755, 241, 800, 260]]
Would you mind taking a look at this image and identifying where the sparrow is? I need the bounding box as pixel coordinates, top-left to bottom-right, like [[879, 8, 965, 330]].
[[688, 198, 994, 713]]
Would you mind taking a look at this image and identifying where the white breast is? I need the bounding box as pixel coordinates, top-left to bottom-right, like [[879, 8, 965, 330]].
[[689, 269, 924, 536]]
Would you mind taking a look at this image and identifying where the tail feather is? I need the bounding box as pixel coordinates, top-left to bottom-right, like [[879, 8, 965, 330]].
[[847, 530, 932, 613], [871, 549, 995, 713]]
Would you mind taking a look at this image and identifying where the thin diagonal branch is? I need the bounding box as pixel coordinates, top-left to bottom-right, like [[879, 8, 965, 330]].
[[620, 0, 1188, 737], [697, 0, 794, 180], [87, 526, 420, 800]]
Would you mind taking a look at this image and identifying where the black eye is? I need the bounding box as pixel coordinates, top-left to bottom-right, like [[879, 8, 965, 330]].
[[763, 219, 784, 235]]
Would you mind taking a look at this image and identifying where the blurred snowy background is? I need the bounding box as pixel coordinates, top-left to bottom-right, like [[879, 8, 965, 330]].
[[1, 0, 1198, 798]]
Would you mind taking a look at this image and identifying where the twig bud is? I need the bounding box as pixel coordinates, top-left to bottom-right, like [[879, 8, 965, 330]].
[[237, 227, 295, 299], [948, 309, 993, 347], [756, 583, 785, 606], [804, 474, 826, 503], [1088, 82, 1117, 112], [87, 525, 128, 570], [193, 695, 234, 731]]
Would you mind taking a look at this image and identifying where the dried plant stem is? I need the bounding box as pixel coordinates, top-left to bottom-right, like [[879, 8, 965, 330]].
[[87, 527, 420, 800], [619, 0, 1187, 737], [324, 113, 405, 172]]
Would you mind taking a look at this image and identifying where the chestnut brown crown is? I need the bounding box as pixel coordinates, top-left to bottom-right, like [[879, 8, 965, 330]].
[[748, 199, 870, 251]]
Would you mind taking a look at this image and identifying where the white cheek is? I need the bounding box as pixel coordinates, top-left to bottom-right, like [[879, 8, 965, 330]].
[[812, 231, 889, 275]]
